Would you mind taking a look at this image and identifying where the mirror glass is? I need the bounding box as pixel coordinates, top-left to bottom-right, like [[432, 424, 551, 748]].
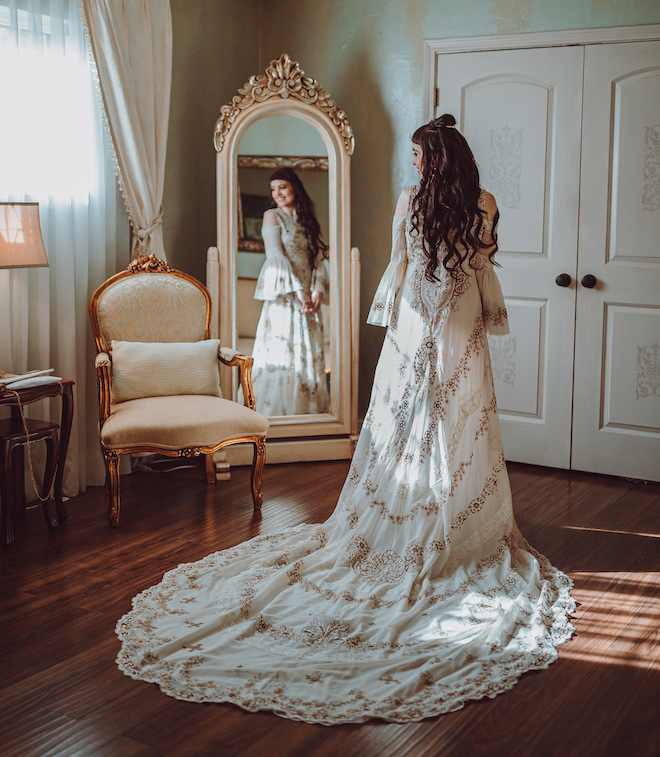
[[235, 115, 334, 419]]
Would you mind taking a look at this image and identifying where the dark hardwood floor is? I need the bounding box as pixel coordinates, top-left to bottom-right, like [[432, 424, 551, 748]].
[[1, 459, 659, 757]]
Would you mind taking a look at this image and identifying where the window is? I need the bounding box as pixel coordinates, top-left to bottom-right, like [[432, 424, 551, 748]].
[[0, 1, 100, 201]]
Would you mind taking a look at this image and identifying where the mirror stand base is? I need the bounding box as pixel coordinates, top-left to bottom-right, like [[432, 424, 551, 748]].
[[212, 449, 231, 480], [224, 438, 355, 466]]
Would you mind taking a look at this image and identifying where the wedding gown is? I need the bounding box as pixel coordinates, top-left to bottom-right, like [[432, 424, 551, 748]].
[[116, 189, 575, 725], [248, 208, 330, 416]]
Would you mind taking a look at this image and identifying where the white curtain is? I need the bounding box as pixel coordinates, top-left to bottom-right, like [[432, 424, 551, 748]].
[[0, 0, 128, 494], [81, 0, 172, 260]]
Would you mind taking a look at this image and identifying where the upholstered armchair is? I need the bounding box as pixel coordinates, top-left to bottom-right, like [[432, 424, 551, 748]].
[[88, 254, 269, 527]]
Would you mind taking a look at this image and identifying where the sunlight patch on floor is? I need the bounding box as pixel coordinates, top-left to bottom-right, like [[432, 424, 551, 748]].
[[560, 571, 660, 670]]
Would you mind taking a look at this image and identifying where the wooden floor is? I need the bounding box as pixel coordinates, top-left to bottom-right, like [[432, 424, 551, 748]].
[[1, 460, 659, 757]]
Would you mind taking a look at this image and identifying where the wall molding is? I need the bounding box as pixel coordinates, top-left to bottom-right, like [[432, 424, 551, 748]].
[[423, 24, 660, 119]]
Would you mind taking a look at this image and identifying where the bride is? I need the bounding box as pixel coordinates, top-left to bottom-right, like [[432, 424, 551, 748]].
[[249, 167, 330, 416], [116, 114, 575, 725]]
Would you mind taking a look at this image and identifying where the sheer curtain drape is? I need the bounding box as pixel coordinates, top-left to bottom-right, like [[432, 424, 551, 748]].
[[81, 0, 172, 260], [0, 0, 128, 495]]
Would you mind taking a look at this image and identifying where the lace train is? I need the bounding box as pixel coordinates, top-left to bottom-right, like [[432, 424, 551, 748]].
[[115, 187, 575, 724]]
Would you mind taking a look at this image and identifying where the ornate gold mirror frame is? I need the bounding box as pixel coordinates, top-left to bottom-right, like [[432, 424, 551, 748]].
[[207, 54, 360, 464]]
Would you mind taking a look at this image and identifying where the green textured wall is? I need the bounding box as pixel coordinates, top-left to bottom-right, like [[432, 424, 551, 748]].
[[163, 0, 260, 284], [164, 0, 660, 414]]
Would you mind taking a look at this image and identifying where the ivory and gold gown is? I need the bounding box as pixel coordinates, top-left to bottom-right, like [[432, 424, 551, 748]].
[[116, 189, 575, 725], [249, 208, 329, 416]]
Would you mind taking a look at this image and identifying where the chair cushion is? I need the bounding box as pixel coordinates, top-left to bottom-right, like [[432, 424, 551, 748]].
[[101, 395, 269, 450], [111, 340, 222, 403]]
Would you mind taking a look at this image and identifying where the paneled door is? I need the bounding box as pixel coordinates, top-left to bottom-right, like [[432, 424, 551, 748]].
[[435, 47, 584, 469], [572, 42, 660, 480]]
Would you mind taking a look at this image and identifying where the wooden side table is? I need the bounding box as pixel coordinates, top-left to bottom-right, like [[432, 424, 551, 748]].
[[0, 380, 74, 547]]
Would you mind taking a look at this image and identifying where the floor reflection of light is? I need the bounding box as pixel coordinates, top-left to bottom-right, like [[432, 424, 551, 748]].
[[563, 525, 660, 539], [561, 571, 660, 670]]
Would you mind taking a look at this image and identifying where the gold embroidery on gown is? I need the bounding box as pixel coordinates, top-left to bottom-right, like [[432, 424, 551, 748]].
[[116, 189, 575, 725]]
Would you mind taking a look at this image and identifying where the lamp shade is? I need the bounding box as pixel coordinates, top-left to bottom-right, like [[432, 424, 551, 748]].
[[0, 202, 49, 269]]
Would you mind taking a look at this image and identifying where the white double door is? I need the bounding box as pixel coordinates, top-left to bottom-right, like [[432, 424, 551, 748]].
[[435, 38, 660, 482]]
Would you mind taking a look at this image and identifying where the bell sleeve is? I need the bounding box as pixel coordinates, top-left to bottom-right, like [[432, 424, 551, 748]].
[[475, 265, 510, 335], [367, 214, 407, 327], [311, 251, 330, 305], [254, 225, 303, 301], [474, 213, 509, 335]]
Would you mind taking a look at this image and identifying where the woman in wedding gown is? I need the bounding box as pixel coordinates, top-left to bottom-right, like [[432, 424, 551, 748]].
[[249, 167, 330, 416], [116, 115, 575, 725]]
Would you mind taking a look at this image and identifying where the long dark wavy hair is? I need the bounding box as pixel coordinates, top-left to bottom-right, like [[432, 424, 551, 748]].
[[269, 167, 328, 264], [410, 114, 498, 282]]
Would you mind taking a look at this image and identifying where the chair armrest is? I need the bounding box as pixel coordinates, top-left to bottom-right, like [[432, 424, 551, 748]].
[[218, 348, 256, 410], [95, 352, 112, 425], [218, 345, 239, 363]]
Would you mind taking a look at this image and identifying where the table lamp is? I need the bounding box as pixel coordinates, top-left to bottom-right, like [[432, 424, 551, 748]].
[[0, 202, 49, 269], [0, 202, 50, 385]]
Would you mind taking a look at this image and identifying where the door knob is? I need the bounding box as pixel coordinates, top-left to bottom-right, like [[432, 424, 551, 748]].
[[555, 273, 571, 287], [581, 274, 597, 289]]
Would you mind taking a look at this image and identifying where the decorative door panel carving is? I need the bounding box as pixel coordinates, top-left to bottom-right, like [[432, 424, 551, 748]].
[[462, 79, 549, 255], [610, 67, 660, 260], [488, 299, 544, 417], [572, 42, 660, 481], [603, 306, 660, 430], [436, 47, 583, 469]]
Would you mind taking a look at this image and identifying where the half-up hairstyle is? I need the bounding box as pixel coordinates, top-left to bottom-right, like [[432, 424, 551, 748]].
[[269, 167, 328, 265], [410, 114, 498, 282]]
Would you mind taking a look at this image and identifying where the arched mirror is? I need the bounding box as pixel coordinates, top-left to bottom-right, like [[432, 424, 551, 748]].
[[207, 55, 360, 464]]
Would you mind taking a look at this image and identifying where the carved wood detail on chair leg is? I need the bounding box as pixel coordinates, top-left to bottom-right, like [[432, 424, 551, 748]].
[[251, 437, 266, 510], [103, 449, 121, 527]]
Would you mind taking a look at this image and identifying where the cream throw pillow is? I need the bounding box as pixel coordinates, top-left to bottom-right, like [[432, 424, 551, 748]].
[[111, 340, 222, 403]]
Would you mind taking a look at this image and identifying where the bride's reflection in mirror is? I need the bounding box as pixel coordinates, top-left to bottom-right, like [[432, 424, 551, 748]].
[[247, 167, 330, 415], [235, 112, 332, 418]]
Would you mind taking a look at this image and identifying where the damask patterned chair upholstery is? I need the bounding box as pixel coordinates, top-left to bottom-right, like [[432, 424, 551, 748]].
[[89, 254, 268, 527]]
